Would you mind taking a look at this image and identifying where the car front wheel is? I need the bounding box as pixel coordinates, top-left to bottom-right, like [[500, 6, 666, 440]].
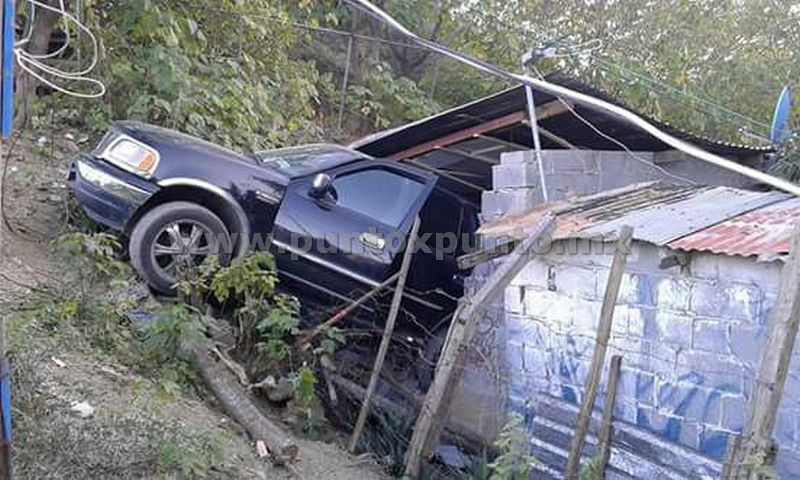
[[129, 201, 231, 294]]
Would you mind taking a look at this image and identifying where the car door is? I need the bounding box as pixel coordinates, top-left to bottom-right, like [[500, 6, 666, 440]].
[[270, 160, 437, 305]]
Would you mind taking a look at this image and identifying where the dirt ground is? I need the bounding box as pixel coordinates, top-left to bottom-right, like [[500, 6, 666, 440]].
[[0, 131, 387, 479]]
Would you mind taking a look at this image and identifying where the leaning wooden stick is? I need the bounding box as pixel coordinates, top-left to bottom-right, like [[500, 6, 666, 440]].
[[596, 355, 622, 479], [296, 272, 400, 348], [564, 226, 633, 479], [404, 213, 556, 478], [348, 216, 421, 452]]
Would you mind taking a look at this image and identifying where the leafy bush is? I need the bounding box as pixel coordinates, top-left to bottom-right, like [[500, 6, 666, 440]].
[[489, 413, 539, 480]]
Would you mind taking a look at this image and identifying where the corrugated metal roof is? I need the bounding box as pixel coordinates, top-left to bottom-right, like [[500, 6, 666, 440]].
[[669, 197, 800, 258], [353, 73, 774, 159], [478, 182, 797, 259]]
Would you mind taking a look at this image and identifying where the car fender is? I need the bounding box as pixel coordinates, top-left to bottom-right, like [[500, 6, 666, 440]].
[[156, 177, 251, 257]]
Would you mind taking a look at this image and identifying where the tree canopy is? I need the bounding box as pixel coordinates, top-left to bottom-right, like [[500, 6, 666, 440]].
[[24, 1, 800, 173]]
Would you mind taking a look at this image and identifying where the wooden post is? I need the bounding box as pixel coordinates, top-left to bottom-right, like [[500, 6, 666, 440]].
[[564, 226, 633, 479], [403, 213, 556, 478], [348, 216, 421, 452], [728, 225, 800, 478], [596, 355, 622, 479], [295, 271, 399, 348]]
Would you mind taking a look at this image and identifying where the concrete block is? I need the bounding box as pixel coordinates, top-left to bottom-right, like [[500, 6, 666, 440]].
[[492, 162, 541, 189], [500, 150, 536, 165], [699, 427, 731, 460], [690, 253, 719, 281], [676, 351, 745, 394], [504, 286, 524, 315], [655, 311, 693, 349], [717, 255, 782, 289], [720, 395, 746, 432], [510, 258, 550, 288], [552, 264, 597, 299], [729, 323, 765, 368], [774, 405, 797, 445], [524, 288, 571, 328], [692, 281, 762, 321], [655, 277, 692, 312], [618, 368, 656, 407], [627, 307, 655, 338], [480, 188, 537, 220], [692, 319, 730, 353], [572, 297, 600, 335], [657, 380, 720, 425], [635, 405, 683, 442]]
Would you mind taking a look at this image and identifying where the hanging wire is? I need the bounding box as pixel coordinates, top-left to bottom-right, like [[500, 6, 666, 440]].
[[14, 0, 106, 99]]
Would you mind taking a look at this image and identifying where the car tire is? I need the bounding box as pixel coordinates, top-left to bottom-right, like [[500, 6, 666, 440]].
[[129, 201, 232, 294]]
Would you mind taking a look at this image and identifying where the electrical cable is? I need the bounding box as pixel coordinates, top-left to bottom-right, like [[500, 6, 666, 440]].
[[343, 0, 800, 197], [13, 0, 105, 99], [529, 65, 698, 187]]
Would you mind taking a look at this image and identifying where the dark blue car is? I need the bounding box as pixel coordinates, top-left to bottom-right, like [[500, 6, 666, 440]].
[[69, 121, 479, 338]]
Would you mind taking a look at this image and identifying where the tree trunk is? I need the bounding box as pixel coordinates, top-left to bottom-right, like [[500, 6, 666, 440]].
[[188, 343, 299, 465], [15, 0, 62, 125]]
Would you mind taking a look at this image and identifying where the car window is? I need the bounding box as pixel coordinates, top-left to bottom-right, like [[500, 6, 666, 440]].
[[331, 168, 426, 228]]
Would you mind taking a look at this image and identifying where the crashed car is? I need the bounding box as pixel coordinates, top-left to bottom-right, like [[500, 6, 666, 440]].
[[69, 121, 479, 339]]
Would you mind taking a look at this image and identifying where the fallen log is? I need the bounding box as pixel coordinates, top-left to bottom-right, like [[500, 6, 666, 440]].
[[187, 343, 299, 465]]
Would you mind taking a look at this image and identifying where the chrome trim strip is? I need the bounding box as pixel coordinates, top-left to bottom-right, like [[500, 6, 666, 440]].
[[272, 239, 443, 311], [76, 160, 151, 205], [96, 133, 161, 179], [157, 177, 251, 257]]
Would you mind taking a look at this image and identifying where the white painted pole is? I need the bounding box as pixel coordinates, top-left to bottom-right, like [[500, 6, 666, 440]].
[[347, 0, 800, 198], [522, 59, 549, 202]]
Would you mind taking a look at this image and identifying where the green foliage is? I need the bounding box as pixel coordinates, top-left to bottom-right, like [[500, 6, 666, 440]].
[[48, 233, 138, 357], [489, 413, 538, 480], [579, 455, 603, 480], [156, 425, 227, 479], [141, 303, 205, 394], [64, 0, 325, 150], [54, 232, 130, 282], [208, 252, 301, 363], [739, 450, 779, 479], [256, 293, 301, 361], [211, 252, 278, 303]]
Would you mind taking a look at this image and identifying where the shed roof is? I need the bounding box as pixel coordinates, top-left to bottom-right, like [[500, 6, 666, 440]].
[[352, 73, 774, 160], [478, 182, 797, 259]]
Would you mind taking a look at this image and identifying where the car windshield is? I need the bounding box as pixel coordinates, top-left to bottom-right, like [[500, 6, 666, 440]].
[[256, 145, 365, 177]]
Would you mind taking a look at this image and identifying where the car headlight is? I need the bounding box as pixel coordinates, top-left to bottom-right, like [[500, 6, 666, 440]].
[[98, 134, 160, 178]]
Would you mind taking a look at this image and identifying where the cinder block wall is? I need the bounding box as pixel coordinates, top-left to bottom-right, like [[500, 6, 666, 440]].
[[480, 150, 761, 221], [473, 150, 798, 477], [501, 239, 800, 476]]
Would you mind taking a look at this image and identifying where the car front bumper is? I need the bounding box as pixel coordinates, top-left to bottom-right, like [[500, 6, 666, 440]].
[[68, 154, 158, 230]]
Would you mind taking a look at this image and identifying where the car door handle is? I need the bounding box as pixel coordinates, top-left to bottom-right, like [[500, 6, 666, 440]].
[[359, 232, 385, 250]]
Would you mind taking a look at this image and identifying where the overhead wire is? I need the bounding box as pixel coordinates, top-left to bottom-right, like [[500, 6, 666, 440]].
[[343, 0, 800, 197], [13, 0, 105, 99], [528, 64, 698, 186]]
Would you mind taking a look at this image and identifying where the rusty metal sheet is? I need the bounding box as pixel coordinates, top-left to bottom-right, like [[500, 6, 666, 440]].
[[575, 187, 789, 245], [669, 197, 800, 258]]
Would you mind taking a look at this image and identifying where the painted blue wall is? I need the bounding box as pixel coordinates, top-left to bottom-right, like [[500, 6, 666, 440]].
[[495, 239, 800, 477]]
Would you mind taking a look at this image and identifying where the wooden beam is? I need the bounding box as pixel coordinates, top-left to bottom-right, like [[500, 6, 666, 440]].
[[348, 217, 421, 452], [403, 213, 557, 478], [295, 273, 399, 348], [597, 355, 623, 479], [728, 225, 800, 478], [392, 100, 569, 161], [405, 158, 485, 192], [564, 226, 634, 479], [436, 146, 499, 165]]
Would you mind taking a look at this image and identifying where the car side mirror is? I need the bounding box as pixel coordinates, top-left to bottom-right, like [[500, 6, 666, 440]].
[[309, 173, 334, 200]]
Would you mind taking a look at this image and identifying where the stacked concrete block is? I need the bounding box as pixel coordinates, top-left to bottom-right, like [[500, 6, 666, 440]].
[[497, 239, 800, 474]]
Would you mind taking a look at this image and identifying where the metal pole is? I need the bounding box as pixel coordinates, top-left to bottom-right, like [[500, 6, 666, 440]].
[[522, 53, 549, 202], [337, 34, 354, 132]]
